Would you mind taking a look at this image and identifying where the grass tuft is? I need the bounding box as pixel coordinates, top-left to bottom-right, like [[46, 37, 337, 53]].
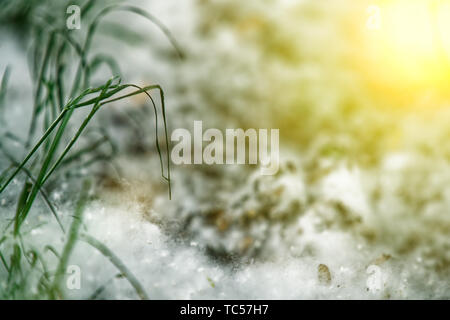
[[0, 0, 178, 299]]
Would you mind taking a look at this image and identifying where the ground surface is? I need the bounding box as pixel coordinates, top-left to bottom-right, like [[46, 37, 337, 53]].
[[1, 0, 450, 299]]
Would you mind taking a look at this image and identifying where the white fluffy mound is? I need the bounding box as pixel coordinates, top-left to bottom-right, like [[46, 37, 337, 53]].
[[72, 151, 446, 299], [2, 0, 450, 299], [9, 152, 450, 299]]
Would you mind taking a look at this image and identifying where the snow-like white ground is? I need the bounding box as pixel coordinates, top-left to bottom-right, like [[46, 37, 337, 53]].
[[1, 0, 450, 299]]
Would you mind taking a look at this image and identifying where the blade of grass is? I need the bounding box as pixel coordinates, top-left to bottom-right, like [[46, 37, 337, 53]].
[[26, 32, 56, 148], [86, 5, 184, 61], [49, 179, 90, 299], [13, 79, 113, 234], [0, 66, 11, 117], [80, 233, 149, 300], [0, 84, 111, 194]]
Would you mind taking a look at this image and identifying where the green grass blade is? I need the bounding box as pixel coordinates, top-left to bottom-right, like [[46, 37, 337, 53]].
[[80, 233, 149, 300], [49, 179, 90, 299]]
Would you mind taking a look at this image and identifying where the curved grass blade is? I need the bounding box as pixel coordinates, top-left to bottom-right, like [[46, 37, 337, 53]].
[[80, 233, 149, 300], [49, 179, 90, 299]]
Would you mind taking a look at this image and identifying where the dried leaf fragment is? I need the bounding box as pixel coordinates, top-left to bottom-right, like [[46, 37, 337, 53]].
[[318, 264, 332, 285]]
